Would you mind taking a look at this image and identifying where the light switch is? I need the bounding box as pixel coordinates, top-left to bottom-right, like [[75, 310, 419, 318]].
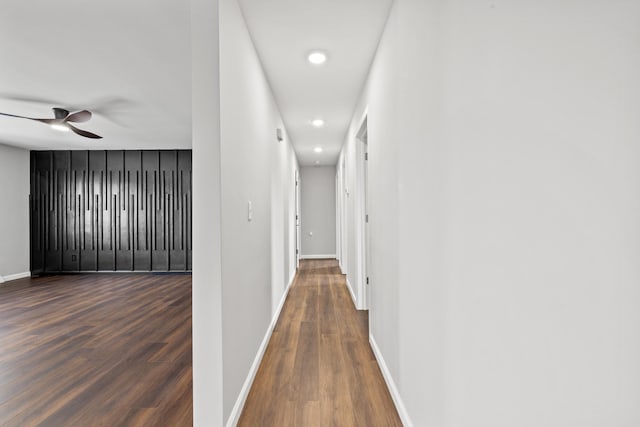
[[248, 201, 253, 222]]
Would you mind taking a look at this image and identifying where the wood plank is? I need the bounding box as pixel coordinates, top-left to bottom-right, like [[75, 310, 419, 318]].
[[0, 273, 192, 427], [238, 259, 402, 426]]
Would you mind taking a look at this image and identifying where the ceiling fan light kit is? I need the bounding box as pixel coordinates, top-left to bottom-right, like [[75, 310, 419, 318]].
[[0, 107, 102, 139], [50, 123, 70, 132]]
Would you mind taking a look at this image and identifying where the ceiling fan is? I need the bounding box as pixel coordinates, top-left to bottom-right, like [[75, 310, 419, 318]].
[[0, 107, 102, 139]]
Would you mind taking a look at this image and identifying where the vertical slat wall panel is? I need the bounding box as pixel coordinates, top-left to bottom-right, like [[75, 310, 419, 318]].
[[30, 150, 192, 273], [142, 151, 158, 271], [125, 151, 141, 271], [172, 150, 192, 270]]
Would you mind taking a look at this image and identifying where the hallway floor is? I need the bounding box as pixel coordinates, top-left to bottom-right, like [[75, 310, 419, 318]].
[[238, 259, 402, 426]]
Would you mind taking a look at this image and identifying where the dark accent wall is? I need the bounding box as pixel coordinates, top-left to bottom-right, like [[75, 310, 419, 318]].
[[30, 150, 192, 273]]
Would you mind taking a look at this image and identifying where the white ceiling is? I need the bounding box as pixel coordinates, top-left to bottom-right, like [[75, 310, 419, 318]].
[[0, 0, 191, 151], [238, 0, 393, 165], [0, 0, 392, 165]]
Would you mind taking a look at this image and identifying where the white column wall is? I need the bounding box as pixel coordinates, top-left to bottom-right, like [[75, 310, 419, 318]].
[[190, 0, 224, 424], [192, 0, 299, 424]]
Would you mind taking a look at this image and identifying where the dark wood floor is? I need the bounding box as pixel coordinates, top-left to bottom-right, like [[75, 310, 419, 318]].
[[0, 273, 192, 427], [238, 259, 402, 427]]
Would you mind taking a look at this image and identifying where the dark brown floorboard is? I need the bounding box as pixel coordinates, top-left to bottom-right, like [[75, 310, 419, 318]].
[[238, 259, 402, 427], [0, 273, 192, 427]]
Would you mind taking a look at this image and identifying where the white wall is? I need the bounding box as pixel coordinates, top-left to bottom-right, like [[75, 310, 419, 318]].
[[340, 0, 640, 426], [219, 0, 299, 422], [0, 143, 30, 282], [300, 165, 336, 258], [191, 0, 224, 424]]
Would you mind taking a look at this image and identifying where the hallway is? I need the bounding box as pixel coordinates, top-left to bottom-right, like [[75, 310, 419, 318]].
[[238, 260, 401, 426], [0, 0, 638, 425]]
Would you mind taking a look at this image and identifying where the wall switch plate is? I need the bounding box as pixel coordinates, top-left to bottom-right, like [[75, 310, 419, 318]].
[[248, 201, 253, 221]]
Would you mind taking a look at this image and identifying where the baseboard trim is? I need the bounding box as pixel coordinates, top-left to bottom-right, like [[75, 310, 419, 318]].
[[0, 271, 30, 284], [300, 254, 336, 260], [225, 271, 297, 427], [345, 277, 357, 308], [369, 334, 414, 427], [288, 270, 296, 291]]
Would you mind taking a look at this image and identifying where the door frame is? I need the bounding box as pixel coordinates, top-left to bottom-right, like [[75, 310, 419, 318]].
[[356, 114, 369, 310], [295, 169, 301, 268]]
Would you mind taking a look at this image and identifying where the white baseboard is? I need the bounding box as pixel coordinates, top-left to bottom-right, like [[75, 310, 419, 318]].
[[0, 271, 30, 284], [369, 334, 414, 427], [300, 254, 336, 260], [345, 277, 357, 308], [225, 271, 297, 427], [288, 270, 296, 290]]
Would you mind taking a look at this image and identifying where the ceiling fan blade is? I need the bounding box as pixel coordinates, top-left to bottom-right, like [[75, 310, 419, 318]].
[[0, 111, 34, 120], [68, 123, 102, 139], [65, 110, 92, 123], [0, 112, 54, 124], [53, 108, 69, 120]]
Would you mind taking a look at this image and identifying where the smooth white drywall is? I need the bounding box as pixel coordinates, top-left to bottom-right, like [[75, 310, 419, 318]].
[[219, 0, 298, 421], [300, 166, 336, 257], [0, 143, 30, 280], [440, 1, 640, 426], [341, 0, 640, 425], [191, 0, 224, 424]]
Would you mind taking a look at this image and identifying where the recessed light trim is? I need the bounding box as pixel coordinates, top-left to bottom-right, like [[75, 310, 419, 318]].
[[314, 147, 323, 153], [307, 50, 328, 65], [51, 124, 70, 132], [311, 118, 325, 127]]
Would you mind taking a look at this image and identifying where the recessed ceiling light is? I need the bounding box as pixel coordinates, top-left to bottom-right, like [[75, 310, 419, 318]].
[[307, 51, 327, 65], [51, 124, 70, 132], [314, 147, 323, 153], [311, 118, 325, 127]]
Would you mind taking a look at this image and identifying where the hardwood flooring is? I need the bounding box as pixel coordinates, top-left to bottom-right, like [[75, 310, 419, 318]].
[[0, 273, 192, 427], [0, 261, 400, 426], [238, 259, 402, 427]]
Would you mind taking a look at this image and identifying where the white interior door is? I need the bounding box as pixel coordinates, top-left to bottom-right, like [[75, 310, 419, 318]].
[[295, 170, 301, 268], [364, 138, 370, 310]]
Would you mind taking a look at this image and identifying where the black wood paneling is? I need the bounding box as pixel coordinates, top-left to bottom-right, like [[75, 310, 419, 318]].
[[30, 150, 192, 273]]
